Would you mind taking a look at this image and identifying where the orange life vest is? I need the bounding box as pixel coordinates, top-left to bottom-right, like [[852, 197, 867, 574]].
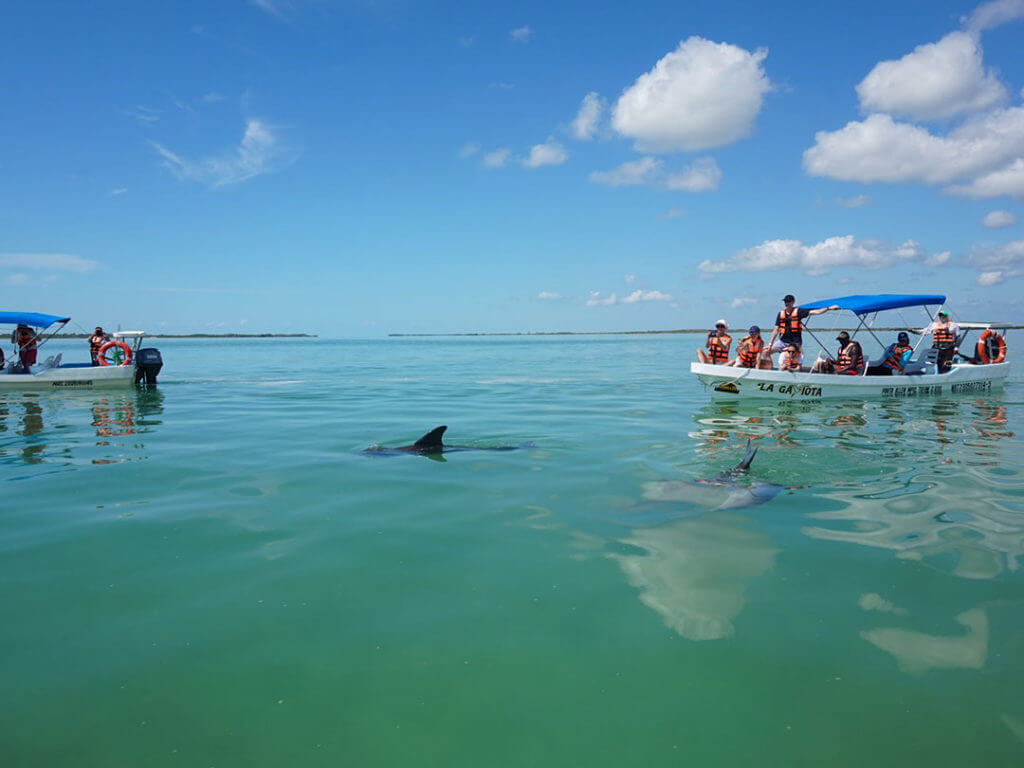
[[883, 344, 912, 371], [932, 324, 955, 347], [16, 327, 35, 350], [776, 307, 802, 338], [780, 351, 801, 371], [89, 334, 106, 354], [706, 333, 731, 363], [738, 336, 763, 367], [836, 341, 863, 374]]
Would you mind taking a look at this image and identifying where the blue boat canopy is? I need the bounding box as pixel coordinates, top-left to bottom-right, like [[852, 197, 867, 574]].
[[0, 312, 71, 328], [800, 294, 946, 315]]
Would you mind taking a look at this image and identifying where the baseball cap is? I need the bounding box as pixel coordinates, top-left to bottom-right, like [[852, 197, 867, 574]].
[[783, 294, 795, 303], [897, 331, 909, 343], [749, 325, 761, 334], [937, 310, 948, 316], [715, 319, 728, 328], [836, 331, 850, 342]]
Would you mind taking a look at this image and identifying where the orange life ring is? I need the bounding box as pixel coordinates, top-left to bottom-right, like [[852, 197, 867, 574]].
[[97, 340, 133, 366], [976, 330, 1006, 364]]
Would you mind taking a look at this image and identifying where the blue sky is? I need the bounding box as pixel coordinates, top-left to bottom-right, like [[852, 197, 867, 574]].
[[2, 0, 1023, 335]]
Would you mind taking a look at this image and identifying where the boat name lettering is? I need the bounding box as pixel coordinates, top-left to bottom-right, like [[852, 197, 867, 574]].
[[951, 381, 992, 393], [880, 385, 943, 397], [51, 380, 93, 387], [758, 381, 822, 398]]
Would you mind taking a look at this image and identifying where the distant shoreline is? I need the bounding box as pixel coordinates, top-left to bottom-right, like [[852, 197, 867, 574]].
[[52, 333, 317, 339]]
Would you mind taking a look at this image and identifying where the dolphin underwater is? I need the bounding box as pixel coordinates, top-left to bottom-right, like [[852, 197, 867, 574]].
[[362, 425, 523, 457], [640, 440, 785, 512]]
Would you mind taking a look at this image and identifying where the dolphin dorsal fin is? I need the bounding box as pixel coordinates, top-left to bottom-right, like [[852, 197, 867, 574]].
[[735, 439, 757, 472], [413, 426, 447, 449]]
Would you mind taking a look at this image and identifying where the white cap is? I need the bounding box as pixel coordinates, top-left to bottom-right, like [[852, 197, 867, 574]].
[[716, 319, 728, 328]]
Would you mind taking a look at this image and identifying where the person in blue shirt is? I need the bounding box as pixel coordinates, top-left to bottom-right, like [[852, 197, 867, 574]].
[[866, 332, 914, 376]]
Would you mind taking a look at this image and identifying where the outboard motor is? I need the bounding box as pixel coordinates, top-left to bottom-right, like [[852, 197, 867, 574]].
[[134, 347, 163, 387]]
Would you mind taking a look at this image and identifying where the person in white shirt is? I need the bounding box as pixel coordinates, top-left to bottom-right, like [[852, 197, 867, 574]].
[[908, 310, 960, 373]]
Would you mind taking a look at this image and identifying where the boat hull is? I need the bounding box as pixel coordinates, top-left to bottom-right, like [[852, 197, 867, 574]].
[[691, 361, 1010, 401], [0, 364, 135, 391]]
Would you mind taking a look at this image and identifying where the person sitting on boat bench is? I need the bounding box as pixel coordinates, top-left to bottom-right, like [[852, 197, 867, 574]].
[[725, 326, 770, 369], [89, 326, 108, 366], [779, 343, 803, 372], [767, 294, 840, 364], [13, 324, 37, 374], [812, 331, 863, 375], [697, 319, 732, 365], [907, 310, 959, 373], [866, 332, 913, 376]]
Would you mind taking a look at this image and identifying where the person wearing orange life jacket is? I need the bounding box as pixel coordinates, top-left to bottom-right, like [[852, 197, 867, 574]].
[[697, 319, 732, 364], [89, 326, 109, 366], [813, 331, 863, 374], [767, 294, 840, 363], [725, 326, 768, 368], [908, 310, 960, 373], [866, 332, 913, 376], [779, 343, 803, 372], [14, 324, 37, 374]]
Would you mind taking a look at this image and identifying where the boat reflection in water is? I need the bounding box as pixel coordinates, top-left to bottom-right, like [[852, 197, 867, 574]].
[[0, 390, 164, 467]]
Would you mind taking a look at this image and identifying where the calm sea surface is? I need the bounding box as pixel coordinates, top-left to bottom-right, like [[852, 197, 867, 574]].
[[2, 335, 1023, 766]]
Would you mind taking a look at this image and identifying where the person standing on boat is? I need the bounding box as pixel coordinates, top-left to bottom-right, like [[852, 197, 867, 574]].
[[866, 332, 913, 376], [89, 326, 108, 366], [908, 310, 959, 373], [725, 326, 768, 368], [697, 319, 731, 364], [14, 324, 37, 374], [767, 295, 840, 365]]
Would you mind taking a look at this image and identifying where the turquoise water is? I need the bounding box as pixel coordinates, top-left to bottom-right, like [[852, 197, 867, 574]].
[[2, 335, 1023, 766]]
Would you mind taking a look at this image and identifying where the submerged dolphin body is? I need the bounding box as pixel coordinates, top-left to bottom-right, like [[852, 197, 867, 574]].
[[640, 440, 785, 512], [362, 425, 522, 457]]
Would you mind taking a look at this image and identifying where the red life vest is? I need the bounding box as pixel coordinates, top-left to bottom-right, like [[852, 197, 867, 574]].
[[89, 334, 106, 354], [776, 308, 802, 337], [706, 333, 731, 363], [16, 328, 36, 350], [738, 336, 763, 367], [932, 324, 955, 347], [883, 344, 912, 371], [836, 341, 862, 374], [780, 351, 801, 371]]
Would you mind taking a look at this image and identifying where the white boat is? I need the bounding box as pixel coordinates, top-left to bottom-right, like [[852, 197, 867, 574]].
[[0, 312, 163, 391], [691, 294, 1011, 401]]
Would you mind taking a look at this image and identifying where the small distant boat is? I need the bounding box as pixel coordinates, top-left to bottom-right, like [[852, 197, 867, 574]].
[[0, 312, 163, 390], [691, 294, 1010, 401]]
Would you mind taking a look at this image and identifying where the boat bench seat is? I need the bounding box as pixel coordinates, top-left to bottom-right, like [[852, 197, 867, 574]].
[[899, 348, 939, 376]]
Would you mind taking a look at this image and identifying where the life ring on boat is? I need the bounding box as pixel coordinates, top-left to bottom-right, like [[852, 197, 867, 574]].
[[975, 330, 1006, 364], [97, 340, 133, 366]]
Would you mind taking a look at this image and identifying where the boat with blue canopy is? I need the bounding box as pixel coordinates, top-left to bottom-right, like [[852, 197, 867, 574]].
[[0, 311, 163, 390], [691, 294, 1010, 401]]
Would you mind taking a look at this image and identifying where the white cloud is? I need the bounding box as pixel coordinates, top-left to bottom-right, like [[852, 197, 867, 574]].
[[856, 32, 1006, 120], [925, 250, 951, 266], [6, 273, 28, 285], [125, 105, 160, 124], [202, 92, 225, 104], [458, 36, 475, 47], [538, 291, 562, 300], [665, 157, 721, 191], [624, 274, 636, 283], [621, 289, 673, 303], [459, 142, 481, 158], [510, 26, 532, 43], [522, 140, 567, 168], [977, 270, 1003, 285], [589, 155, 721, 192], [589, 157, 661, 186], [949, 158, 1024, 199], [698, 235, 935, 276], [663, 208, 686, 218], [838, 194, 872, 208], [963, 0, 1024, 33], [482, 148, 510, 168], [730, 297, 757, 309], [571, 92, 605, 140], [612, 36, 771, 152], [0, 253, 97, 272], [585, 291, 617, 306], [108, 188, 128, 197], [153, 119, 295, 187], [969, 239, 1024, 280], [803, 108, 1024, 188], [983, 209, 1019, 228], [250, 0, 291, 17], [489, 81, 516, 90]]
